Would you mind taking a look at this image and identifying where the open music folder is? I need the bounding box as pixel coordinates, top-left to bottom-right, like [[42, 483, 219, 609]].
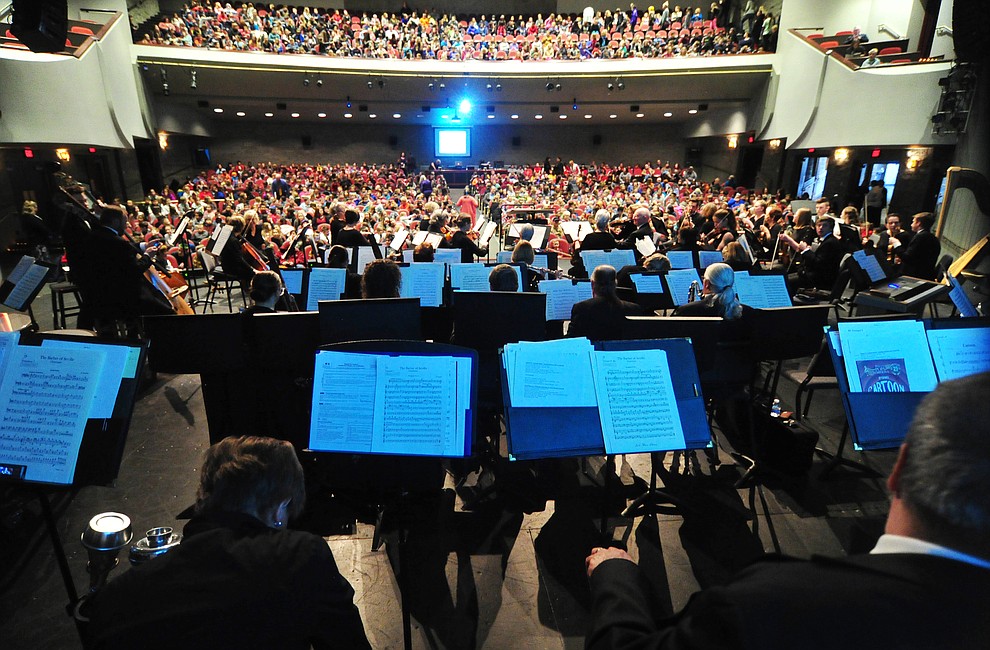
[[309, 349, 474, 457], [501, 337, 709, 459], [0, 332, 147, 486]]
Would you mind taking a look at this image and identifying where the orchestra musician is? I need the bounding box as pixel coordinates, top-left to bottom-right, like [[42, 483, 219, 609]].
[[73, 204, 175, 326], [567, 265, 646, 340], [450, 215, 488, 262], [673, 263, 750, 319], [219, 215, 267, 299]]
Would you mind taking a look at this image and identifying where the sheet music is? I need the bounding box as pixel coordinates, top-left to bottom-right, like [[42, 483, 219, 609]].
[[4, 263, 49, 311], [166, 217, 189, 247], [478, 221, 498, 248], [560, 221, 593, 242], [402, 249, 415, 264], [400, 263, 445, 307], [411, 231, 429, 246], [925, 328, 990, 382], [306, 267, 346, 310], [592, 349, 685, 454], [698, 251, 723, 269], [41, 340, 128, 419], [434, 248, 462, 267], [309, 351, 377, 453], [355, 246, 377, 274], [496, 251, 512, 264], [666, 250, 694, 269], [853, 250, 886, 283], [838, 320, 938, 393], [947, 275, 979, 317], [372, 356, 460, 456], [281, 269, 304, 295], [539, 279, 593, 320], [631, 274, 665, 294], [733, 273, 791, 309], [7, 256, 35, 285], [471, 217, 486, 233], [212, 225, 233, 256], [665, 269, 702, 306], [0, 346, 104, 484], [737, 234, 757, 263], [424, 232, 444, 249], [0, 331, 21, 389], [508, 223, 522, 238], [533, 254, 549, 269], [635, 237, 657, 257], [582, 249, 636, 273], [450, 263, 491, 291], [530, 225, 549, 249], [390, 229, 409, 251], [505, 338, 597, 407]]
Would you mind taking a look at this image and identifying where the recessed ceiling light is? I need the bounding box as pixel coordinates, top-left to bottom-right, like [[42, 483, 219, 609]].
[[317, 112, 327, 118], [636, 113, 645, 118], [290, 112, 300, 118], [344, 113, 353, 118], [441, 114, 450, 120], [236, 111, 245, 117], [416, 114, 423, 118], [688, 109, 698, 114], [264, 112, 274, 117], [369, 114, 377, 118], [559, 114, 567, 119], [510, 114, 519, 119], [584, 114, 593, 119], [213, 108, 223, 113], [609, 114, 618, 119], [663, 112, 673, 117], [392, 113, 401, 118], [535, 114, 543, 119], [487, 114, 495, 119]]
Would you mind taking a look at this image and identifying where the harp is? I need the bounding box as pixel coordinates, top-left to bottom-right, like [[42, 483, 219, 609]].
[[934, 166, 990, 290]]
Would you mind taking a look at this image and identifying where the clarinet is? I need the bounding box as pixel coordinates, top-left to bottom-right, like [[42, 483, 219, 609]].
[[687, 280, 701, 303]]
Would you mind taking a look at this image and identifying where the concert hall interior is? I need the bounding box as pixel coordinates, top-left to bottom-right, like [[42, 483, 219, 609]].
[[1, 0, 989, 648]]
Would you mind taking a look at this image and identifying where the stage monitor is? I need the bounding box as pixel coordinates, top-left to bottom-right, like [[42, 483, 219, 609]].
[[435, 128, 471, 157]]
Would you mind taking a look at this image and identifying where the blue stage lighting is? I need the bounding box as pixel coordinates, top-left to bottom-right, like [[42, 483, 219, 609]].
[[459, 99, 472, 114]]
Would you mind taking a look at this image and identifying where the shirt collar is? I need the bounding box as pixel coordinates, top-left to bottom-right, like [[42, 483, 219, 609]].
[[871, 534, 990, 570]]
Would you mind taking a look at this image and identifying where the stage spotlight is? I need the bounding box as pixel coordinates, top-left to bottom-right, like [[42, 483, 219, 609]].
[[439, 82, 446, 90], [486, 83, 493, 91], [495, 83, 502, 92], [546, 82, 554, 91], [346, 96, 352, 108], [428, 82, 435, 91], [555, 83, 562, 91], [617, 81, 625, 90], [190, 70, 197, 89], [572, 98, 578, 110], [607, 82, 614, 91], [367, 80, 374, 89], [316, 78, 323, 87], [303, 77, 310, 87], [162, 83, 169, 96], [459, 99, 472, 114]]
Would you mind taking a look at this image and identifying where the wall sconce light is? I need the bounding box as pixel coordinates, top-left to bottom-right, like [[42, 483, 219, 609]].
[[834, 147, 850, 163], [55, 148, 71, 162], [158, 131, 169, 151], [906, 147, 928, 170], [769, 139, 782, 150], [727, 134, 738, 149]]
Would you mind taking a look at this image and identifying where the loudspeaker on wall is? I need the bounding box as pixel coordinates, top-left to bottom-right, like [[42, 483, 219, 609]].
[[194, 148, 211, 166], [11, 0, 67, 53]]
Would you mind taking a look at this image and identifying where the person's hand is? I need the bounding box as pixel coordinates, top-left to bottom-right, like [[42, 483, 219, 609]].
[[586, 546, 635, 577], [890, 237, 901, 248]]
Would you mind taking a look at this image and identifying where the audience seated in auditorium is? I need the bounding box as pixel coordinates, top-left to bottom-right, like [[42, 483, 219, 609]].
[[585, 372, 990, 650]]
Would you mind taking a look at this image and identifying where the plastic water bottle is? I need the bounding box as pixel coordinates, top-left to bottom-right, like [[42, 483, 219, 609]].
[[771, 399, 782, 418]]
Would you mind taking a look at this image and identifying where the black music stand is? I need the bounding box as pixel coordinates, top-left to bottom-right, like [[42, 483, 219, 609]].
[[748, 305, 831, 409], [318, 298, 423, 343], [0, 332, 148, 643], [309, 341, 478, 650]]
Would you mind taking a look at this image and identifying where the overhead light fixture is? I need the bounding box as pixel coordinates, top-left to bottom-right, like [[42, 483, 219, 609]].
[[663, 112, 673, 117], [487, 114, 495, 119], [438, 82, 446, 90], [316, 77, 323, 87], [303, 76, 310, 87], [486, 83, 493, 91], [617, 80, 625, 90], [688, 108, 698, 114], [377, 79, 384, 89], [451, 113, 461, 123], [318, 112, 327, 118], [157, 131, 168, 150], [264, 112, 274, 117], [213, 108, 223, 113], [495, 83, 502, 92], [290, 112, 300, 118], [459, 99, 472, 114], [236, 111, 246, 117], [572, 98, 578, 110], [584, 114, 592, 119], [609, 114, 618, 119], [636, 113, 645, 118], [346, 96, 351, 108], [559, 114, 567, 119], [834, 147, 850, 163], [510, 114, 519, 119], [535, 114, 543, 119], [607, 82, 615, 91], [546, 82, 555, 92], [189, 70, 197, 89], [392, 113, 401, 119], [344, 113, 353, 118], [769, 139, 782, 150], [555, 83, 562, 91], [727, 134, 739, 149], [369, 113, 377, 118], [429, 81, 435, 91], [56, 148, 71, 162], [367, 80, 374, 89]]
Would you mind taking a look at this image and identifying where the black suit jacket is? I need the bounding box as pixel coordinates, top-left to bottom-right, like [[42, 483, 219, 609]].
[[896, 229, 940, 280], [450, 230, 487, 263], [798, 234, 844, 290], [581, 231, 618, 251], [568, 296, 645, 340], [587, 552, 990, 650], [86, 511, 370, 650]]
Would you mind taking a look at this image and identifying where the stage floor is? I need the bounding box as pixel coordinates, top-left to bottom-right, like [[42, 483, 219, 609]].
[[0, 289, 900, 649]]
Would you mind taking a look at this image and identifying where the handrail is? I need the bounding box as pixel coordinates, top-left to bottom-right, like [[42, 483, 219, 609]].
[[877, 24, 902, 40]]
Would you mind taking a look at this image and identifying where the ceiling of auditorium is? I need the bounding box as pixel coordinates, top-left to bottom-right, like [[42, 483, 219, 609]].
[[140, 59, 773, 127]]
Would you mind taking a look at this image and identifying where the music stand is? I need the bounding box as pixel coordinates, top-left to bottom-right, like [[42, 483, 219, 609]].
[[0, 332, 148, 642], [309, 341, 478, 650], [318, 298, 423, 344]]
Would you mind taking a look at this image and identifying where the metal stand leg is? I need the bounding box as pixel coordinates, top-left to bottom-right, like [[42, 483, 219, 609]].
[[815, 422, 881, 479]]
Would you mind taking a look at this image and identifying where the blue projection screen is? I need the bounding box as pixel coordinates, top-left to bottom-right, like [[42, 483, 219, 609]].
[[434, 128, 471, 157]]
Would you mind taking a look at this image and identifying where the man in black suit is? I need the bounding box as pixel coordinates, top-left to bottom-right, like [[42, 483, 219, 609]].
[[585, 371, 990, 650], [779, 216, 844, 291], [77, 205, 173, 321], [893, 212, 941, 280], [619, 207, 656, 262], [568, 265, 644, 340]]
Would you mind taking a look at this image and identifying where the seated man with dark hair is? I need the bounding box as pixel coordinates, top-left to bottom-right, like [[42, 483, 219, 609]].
[[244, 270, 282, 315], [86, 436, 370, 650], [585, 372, 990, 650], [568, 265, 645, 340], [779, 216, 844, 292], [488, 263, 519, 292], [361, 258, 402, 298], [892, 212, 941, 280]]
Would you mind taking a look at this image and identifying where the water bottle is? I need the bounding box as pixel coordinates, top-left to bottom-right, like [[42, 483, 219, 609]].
[[770, 398, 781, 418]]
